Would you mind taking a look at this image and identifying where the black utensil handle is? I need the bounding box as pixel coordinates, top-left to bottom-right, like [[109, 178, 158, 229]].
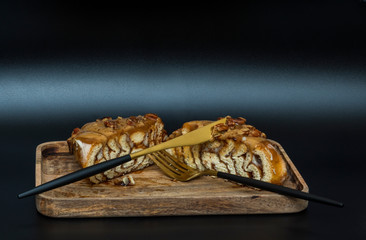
[[217, 172, 344, 208], [18, 155, 132, 199]]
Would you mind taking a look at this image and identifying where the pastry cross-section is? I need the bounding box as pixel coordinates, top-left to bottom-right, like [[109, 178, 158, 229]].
[[67, 114, 166, 183], [166, 117, 288, 185]]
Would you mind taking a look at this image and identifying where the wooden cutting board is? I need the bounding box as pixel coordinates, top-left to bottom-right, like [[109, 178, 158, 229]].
[[35, 141, 308, 217]]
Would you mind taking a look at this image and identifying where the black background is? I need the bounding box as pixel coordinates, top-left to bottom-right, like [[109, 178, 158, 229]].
[[1, 1, 366, 239]]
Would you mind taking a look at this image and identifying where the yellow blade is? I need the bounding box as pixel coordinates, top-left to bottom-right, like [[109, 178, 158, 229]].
[[131, 117, 227, 159]]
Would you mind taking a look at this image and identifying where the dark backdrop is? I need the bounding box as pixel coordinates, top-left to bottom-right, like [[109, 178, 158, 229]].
[[1, 1, 366, 239]]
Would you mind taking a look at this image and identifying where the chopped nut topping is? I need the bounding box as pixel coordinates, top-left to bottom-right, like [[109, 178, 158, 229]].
[[145, 113, 159, 120], [104, 120, 118, 129], [215, 123, 229, 132], [72, 128, 81, 135]]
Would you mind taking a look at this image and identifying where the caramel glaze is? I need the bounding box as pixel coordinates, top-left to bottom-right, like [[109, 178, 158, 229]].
[[168, 116, 287, 185], [69, 114, 160, 143], [240, 137, 287, 185]]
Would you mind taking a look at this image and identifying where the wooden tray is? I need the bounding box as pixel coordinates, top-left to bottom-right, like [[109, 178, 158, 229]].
[[35, 141, 308, 217]]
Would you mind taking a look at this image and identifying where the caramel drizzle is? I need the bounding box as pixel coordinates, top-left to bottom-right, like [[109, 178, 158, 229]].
[[240, 137, 286, 184]]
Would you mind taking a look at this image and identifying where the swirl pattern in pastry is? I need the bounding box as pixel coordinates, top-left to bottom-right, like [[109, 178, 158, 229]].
[[166, 117, 287, 185], [67, 114, 166, 183]]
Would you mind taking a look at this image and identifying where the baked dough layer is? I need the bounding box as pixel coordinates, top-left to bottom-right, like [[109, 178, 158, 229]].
[[167, 117, 288, 185], [67, 114, 166, 183]]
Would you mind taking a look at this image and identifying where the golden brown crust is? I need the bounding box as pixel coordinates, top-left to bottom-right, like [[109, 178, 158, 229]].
[[167, 116, 287, 185], [67, 113, 166, 183]]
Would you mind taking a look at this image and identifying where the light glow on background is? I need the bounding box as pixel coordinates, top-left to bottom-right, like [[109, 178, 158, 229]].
[[1, 62, 366, 123]]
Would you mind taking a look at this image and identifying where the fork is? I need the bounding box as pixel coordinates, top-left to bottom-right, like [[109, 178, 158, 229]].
[[149, 150, 344, 208], [18, 117, 227, 199]]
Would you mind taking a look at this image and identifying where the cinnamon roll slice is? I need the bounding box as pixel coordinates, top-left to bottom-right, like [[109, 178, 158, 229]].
[[166, 117, 287, 185], [67, 114, 166, 183]]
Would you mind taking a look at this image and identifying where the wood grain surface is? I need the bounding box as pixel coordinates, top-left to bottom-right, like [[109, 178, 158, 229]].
[[35, 141, 308, 217]]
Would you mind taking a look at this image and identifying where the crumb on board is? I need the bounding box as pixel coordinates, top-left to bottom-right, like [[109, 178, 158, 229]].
[[121, 175, 135, 186]]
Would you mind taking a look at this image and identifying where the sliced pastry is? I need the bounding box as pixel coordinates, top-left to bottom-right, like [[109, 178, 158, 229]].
[[166, 117, 288, 185], [67, 113, 166, 183]]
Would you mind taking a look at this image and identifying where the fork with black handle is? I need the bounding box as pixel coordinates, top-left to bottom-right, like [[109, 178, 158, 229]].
[[18, 118, 227, 199], [149, 150, 344, 208]]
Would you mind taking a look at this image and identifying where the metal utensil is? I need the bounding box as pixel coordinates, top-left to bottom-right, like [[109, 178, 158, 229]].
[[149, 150, 344, 208], [18, 117, 228, 199]]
